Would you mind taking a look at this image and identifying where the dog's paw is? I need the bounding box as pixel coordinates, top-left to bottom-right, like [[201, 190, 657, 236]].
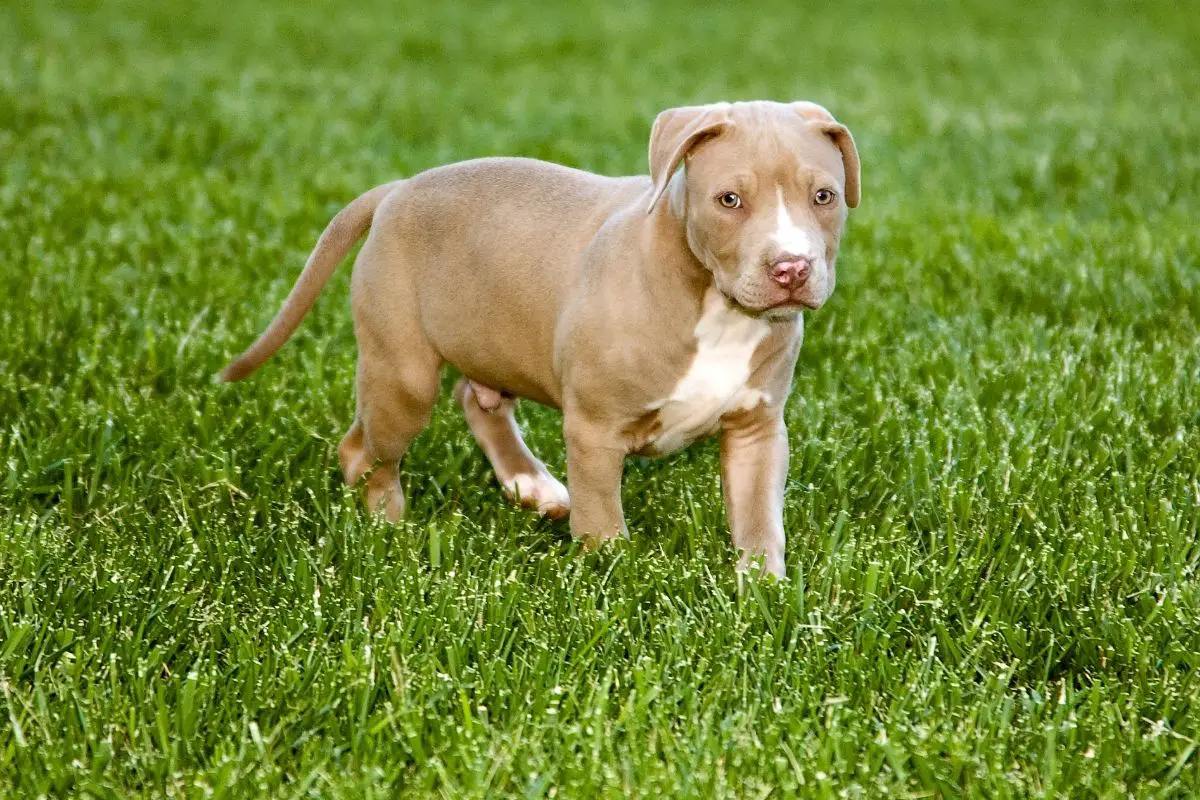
[[736, 549, 786, 580], [502, 471, 570, 520], [366, 483, 405, 523]]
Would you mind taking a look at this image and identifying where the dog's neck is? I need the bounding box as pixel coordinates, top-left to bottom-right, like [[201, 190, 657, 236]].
[[642, 169, 733, 320], [642, 221, 707, 312]]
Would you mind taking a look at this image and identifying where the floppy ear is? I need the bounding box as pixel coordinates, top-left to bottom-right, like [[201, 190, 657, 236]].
[[791, 101, 861, 208], [646, 103, 733, 213]]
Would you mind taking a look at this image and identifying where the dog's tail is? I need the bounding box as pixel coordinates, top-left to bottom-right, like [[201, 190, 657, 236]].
[[219, 181, 402, 382]]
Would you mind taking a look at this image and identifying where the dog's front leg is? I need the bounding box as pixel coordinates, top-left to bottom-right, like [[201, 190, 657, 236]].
[[720, 411, 789, 578], [563, 418, 628, 546]]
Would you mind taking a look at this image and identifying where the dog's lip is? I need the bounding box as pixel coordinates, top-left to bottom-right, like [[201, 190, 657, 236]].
[[777, 298, 821, 310], [729, 295, 819, 315], [721, 284, 821, 315], [760, 297, 821, 312]]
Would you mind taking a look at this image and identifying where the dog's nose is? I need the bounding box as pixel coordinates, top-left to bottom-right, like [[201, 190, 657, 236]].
[[770, 255, 812, 287]]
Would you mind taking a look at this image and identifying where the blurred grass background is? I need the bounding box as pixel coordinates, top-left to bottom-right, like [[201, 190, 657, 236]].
[[1, 0, 1199, 796]]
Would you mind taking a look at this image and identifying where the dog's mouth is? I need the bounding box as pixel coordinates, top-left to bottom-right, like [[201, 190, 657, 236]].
[[727, 291, 821, 318], [724, 271, 826, 317], [768, 297, 821, 311]]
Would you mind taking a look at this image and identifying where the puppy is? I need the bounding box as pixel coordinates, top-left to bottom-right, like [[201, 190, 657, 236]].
[[222, 101, 860, 577]]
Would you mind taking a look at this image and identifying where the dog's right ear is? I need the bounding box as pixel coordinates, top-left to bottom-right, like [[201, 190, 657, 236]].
[[646, 103, 733, 213]]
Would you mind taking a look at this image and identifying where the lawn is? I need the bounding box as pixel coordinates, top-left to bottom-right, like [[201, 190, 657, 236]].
[[2, 0, 1199, 796]]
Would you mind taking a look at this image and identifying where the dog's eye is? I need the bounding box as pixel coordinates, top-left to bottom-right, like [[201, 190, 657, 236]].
[[814, 188, 836, 206], [718, 192, 742, 209]]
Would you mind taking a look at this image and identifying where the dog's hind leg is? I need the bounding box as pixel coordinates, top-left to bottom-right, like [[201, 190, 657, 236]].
[[454, 378, 570, 520], [339, 338, 442, 522], [338, 234, 443, 522]]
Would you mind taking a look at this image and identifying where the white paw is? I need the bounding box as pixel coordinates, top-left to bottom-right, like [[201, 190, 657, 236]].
[[502, 471, 571, 520]]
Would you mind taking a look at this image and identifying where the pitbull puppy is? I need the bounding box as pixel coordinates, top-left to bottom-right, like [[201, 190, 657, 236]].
[[221, 100, 860, 577]]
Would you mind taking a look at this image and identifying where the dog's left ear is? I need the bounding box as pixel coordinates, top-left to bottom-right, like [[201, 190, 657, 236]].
[[646, 103, 733, 213], [791, 101, 860, 208]]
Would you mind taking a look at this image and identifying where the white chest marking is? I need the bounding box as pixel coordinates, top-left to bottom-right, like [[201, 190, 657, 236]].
[[772, 186, 817, 258], [647, 289, 772, 455]]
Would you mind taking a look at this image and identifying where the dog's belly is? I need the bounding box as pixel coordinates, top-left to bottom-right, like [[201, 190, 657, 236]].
[[449, 358, 560, 409], [426, 292, 564, 408]]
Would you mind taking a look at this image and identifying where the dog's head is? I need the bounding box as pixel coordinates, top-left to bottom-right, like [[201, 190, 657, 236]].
[[647, 101, 860, 319]]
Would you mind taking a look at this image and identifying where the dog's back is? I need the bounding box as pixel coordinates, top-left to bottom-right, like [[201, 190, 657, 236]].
[[367, 157, 649, 405]]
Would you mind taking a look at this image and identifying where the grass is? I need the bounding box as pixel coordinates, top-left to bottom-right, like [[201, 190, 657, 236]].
[[2, 0, 1199, 795]]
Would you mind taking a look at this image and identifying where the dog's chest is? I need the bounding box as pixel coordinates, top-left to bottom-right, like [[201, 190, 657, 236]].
[[639, 292, 777, 456]]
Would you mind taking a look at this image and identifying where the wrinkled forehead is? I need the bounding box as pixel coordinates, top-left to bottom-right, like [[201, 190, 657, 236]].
[[688, 108, 845, 189]]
